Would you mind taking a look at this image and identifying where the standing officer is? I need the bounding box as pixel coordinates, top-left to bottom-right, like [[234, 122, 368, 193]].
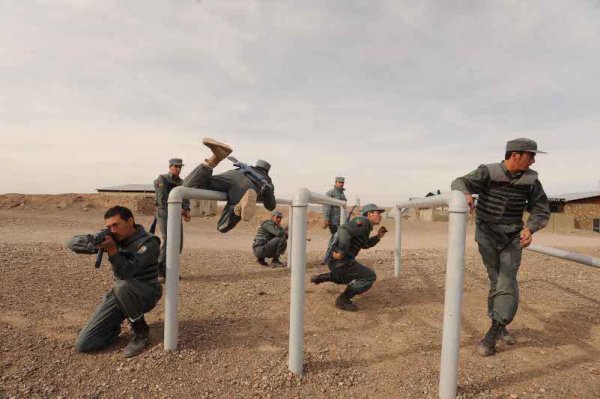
[[310, 204, 388, 311], [253, 210, 287, 267], [68, 206, 162, 357], [322, 177, 347, 247], [183, 138, 276, 233], [451, 138, 550, 356], [154, 158, 191, 280]]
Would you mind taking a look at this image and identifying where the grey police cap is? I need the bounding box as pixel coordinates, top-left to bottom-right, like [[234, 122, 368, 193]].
[[361, 203, 386, 216], [255, 160, 271, 172], [272, 210, 283, 218], [505, 138, 547, 154], [335, 176, 345, 182], [169, 158, 184, 166]]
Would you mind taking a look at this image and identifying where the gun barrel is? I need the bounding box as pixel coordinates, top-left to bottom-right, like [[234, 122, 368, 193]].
[[95, 249, 104, 268]]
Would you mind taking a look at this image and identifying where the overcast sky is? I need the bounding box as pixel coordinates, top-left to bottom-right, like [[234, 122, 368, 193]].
[[1, 1, 599, 205]]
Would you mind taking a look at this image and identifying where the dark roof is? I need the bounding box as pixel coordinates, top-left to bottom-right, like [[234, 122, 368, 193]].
[[96, 184, 155, 193], [549, 190, 600, 202]]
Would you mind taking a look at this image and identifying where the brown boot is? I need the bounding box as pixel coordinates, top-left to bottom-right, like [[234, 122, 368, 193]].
[[202, 138, 233, 168], [234, 189, 257, 221]]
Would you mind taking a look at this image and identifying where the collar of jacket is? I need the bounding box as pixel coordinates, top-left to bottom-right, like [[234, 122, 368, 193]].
[[499, 161, 524, 180], [118, 225, 147, 247], [333, 186, 345, 193]]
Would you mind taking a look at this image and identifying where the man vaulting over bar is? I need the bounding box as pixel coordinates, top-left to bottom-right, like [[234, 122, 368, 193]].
[[183, 138, 276, 233]]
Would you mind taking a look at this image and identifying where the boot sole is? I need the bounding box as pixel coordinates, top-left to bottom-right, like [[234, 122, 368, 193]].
[[202, 137, 233, 159]]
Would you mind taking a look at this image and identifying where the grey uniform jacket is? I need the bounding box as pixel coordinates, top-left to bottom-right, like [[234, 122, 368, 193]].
[[154, 173, 190, 213], [334, 216, 380, 260], [451, 162, 550, 245], [323, 187, 347, 225], [107, 226, 161, 285], [253, 220, 287, 247]]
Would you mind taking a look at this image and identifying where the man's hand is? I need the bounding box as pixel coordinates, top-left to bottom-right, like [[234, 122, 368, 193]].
[[96, 236, 118, 255], [520, 227, 533, 248], [332, 251, 344, 260], [465, 194, 475, 213], [377, 226, 388, 238], [321, 220, 330, 229], [182, 210, 191, 222]]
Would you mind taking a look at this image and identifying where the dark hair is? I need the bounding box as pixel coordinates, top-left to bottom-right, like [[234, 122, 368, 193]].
[[104, 205, 134, 222], [504, 151, 526, 160]]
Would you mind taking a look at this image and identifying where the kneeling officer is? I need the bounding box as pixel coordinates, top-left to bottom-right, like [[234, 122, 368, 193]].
[[67, 206, 162, 357], [253, 210, 287, 267], [311, 203, 387, 311]]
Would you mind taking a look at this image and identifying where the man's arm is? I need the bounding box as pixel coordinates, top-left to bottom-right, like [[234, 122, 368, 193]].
[[322, 190, 333, 224], [450, 165, 490, 212], [262, 184, 276, 211], [526, 179, 551, 234], [450, 165, 490, 194], [334, 224, 352, 257], [108, 238, 160, 280], [154, 176, 167, 208]]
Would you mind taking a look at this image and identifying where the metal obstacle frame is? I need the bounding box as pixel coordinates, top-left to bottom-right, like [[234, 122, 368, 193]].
[[163, 186, 294, 351]]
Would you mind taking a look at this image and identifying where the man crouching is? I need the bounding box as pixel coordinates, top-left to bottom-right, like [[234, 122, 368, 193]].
[[310, 204, 387, 311], [68, 206, 162, 357]]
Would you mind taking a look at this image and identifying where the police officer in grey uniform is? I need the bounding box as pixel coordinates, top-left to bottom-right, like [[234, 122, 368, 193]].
[[154, 158, 191, 280], [322, 177, 347, 247], [310, 204, 388, 311], [68, 206, 162, 357], [451, 138, 550, 356], [183, 138, 276, 233], [253, 210, 287, 267]]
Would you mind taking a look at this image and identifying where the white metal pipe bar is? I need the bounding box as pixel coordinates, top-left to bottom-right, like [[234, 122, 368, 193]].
[[438, 191, 469, 399], [308, 191, 346, 206], [340, 206, 348, 226], [164, 186, 293, 351], [287, 188, 347, 376], [394, 207, 402, 277], [526, 244, 600, 268], [396, 194, 450, 210], [164, 198, 183, 351], [288, 188, 310, 375]]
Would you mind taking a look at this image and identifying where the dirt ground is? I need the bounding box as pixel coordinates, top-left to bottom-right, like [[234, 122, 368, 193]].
[[1, 195, 600, 399]]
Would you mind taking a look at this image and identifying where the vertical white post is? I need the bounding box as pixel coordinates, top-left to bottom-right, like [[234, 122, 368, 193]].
[[288, 191, 309, 375], [287, 205, 294, 266], [438, 192, 468, 399], [340, 206, 348, 226], [164, 200, 183, 351], [394, 206, 402, 277]]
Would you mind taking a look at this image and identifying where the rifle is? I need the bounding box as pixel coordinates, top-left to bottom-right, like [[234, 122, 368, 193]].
[[322, 205, 356, 264], [227, 156, 274, 195], [91, 228, 114, 268], [149, 217, 157, 234]]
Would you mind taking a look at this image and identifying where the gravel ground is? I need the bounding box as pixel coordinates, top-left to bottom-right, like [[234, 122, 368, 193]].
[[1, 207, 600, 399]]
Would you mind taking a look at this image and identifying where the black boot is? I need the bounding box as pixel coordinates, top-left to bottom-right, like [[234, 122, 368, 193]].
[[271, 258, 286, 267], [123, 316, 150, 358], [257, 258, 270, 267], [335, 289, 358, 312], [478, 320, 502, 356], [310, 272, 332, 285]]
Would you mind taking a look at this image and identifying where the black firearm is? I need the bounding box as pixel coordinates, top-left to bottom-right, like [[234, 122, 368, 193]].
[[322, 205, 356, 264], [227, 156, 274, 195], [91, 228, 113, 268]]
